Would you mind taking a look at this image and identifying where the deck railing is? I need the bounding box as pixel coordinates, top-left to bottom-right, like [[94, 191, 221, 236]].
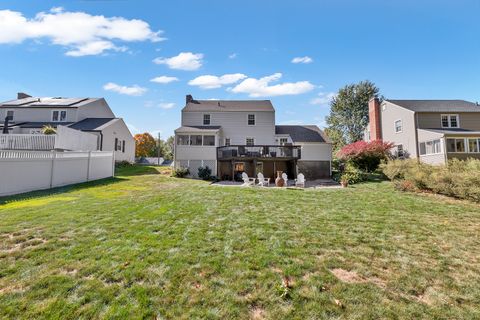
[[0, 134, 56, 150], [217, 145, 301, 160]]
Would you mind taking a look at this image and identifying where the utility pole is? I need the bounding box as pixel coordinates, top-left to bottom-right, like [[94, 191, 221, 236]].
[[157, 132, 161, 165]]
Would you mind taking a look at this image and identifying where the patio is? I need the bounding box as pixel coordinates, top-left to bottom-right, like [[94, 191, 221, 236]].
[[212, 178, 341, 189]]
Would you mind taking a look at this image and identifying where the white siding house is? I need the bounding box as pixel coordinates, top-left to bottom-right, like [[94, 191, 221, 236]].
[[0, 93, 135, 162], [174, 95, 332, 181]]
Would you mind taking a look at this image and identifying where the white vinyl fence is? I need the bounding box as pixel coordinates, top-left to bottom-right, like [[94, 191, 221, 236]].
[[0, 134, 55, 150], [0, 150, 115, 197]]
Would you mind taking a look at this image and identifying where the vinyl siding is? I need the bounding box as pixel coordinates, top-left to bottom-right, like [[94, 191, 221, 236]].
[[0, 107, 78, 123], [381, 101, 418, 158], [98, 118, 135, 162], [298, 142, 332, 161], [417, 112, 480, 131], [182, 111, 276, 145], [76, 99, 115, 120]]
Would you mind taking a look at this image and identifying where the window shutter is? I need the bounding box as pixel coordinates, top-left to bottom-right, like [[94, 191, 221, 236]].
[[114, 138, 118, 151], [122, 140, 125, 153]]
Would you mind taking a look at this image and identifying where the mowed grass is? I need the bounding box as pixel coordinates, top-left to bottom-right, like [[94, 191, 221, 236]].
[[1, 166, 479, 319]]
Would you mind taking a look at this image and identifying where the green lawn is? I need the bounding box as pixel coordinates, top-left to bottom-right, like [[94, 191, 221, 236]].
[[1, 166, 479, 319]]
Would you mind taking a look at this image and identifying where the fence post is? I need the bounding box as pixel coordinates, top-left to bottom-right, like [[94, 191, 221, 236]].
[[86, 151, 92, 181], [50, 150, 57, 188]]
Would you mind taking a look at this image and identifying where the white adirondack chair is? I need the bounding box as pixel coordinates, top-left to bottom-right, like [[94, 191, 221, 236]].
[[257, 172, 270, 187], [282, 172, 288, 187], [242, 172, 255, 186], [295, 173, 306, 188]]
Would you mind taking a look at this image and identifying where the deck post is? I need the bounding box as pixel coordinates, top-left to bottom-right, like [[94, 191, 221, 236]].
[[231, 159, 234, 181]]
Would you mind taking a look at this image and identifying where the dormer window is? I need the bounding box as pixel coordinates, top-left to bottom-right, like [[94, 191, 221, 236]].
[[247, 114, 255, 126], [203, 114, 211, 125], [441, 114, 459, 128], [52, 110, 67, 122]]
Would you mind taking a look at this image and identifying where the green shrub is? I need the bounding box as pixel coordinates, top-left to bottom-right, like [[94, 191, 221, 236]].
[[340, 163, 367, 184], [381, 158, 480, 202], [198, 166, 212, 180], [172, 167, 190, 178]]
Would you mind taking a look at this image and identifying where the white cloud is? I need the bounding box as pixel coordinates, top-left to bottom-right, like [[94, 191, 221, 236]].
[[230, 73, 314, 97], [291, 56, 313, 64], [188, 73, 247, 89], [153, 52, 203, 70], [228, 53, 237, 59], [0, 8, 164, 56], [103, 82, 147, 96], [158, 102, 176, 109], [150, 76, 179, 84], [310, 92, 337, 105]]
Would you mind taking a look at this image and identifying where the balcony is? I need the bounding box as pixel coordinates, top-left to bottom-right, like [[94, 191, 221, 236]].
[[217, 145, 301, 160]]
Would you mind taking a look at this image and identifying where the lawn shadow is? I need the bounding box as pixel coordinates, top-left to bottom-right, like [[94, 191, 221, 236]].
[[115, 165, 163, 177], [0, 176, 126, 206]]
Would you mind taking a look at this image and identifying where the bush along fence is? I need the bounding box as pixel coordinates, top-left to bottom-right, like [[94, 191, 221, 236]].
[[0, 150, 115, 196], [381, 158, 480, 202]]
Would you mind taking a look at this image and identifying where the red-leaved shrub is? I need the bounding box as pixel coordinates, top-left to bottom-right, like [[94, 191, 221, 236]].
[[337, 140, 394, 171]]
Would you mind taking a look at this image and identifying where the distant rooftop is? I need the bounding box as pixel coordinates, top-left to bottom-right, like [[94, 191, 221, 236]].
[[275, 125, 330, 143], [0, 93, 100, 108], [182, 95, 274, 112], [68, 118, 117, 131], [386, 99, 480, 113]]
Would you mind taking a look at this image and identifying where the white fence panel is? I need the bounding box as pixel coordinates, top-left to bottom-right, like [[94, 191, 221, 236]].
[[0, 134, 55, 150], [0, 151, 115, 197]]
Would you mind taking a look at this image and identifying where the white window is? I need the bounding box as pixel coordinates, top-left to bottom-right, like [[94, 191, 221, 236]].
[[203, 135, 215, 146], [203, 114, 211, 125], [247, 114, 255, 126], [246, 138, 254, 146], [177, 135, 190, 145], [421, 140, 442, 155], [397, 144, 404, 158], [52, 110, 67, 122], [394, 119, 402, 133], [6, 110, 14, 121], [225, 138, 230, 146], [446, 138, 466, 152], [279, 138, 288, 145], [190, 135, 203, 146], [441, 114, 459, 128], [468, 139, 479, 153]]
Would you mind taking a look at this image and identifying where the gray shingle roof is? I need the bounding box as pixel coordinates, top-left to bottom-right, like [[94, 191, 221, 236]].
[[13, 121, 75, 128], [68, 118, 116, 131], [0, 97, 100, 108], [275, 125, 330, 143], [387, 100, 480, 112], [182, 99, 274, 112]]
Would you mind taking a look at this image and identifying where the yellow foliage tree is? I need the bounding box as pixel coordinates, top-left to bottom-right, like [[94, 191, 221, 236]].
[[134, 133, 157, 157]]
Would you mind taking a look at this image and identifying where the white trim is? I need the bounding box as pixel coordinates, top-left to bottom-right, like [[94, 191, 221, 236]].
[[247, 113, 256, 126], [441, 114, 460, 128], [6, 109, 14, 121], [419, 138, 442, 156], [394, 119, 403, 133], [51, 109, 68, 122], [446, 137, 480, 154]]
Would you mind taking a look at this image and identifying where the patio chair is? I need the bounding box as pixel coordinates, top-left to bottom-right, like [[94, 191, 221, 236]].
[[295, 173, 306, 188], [242, 172, 255, 186], [257, 173, 270, 187], [282, 172, 288, 187]]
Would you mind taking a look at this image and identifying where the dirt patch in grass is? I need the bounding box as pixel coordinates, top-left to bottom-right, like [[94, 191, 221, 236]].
[[249, 305, 266, 320], [331, 268, 386, 288]]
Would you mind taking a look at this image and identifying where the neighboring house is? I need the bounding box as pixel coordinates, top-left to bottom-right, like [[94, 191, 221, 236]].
[[366, 98, 480, 164], [0, 93, 135, 162], [174, 95, 332, 180]]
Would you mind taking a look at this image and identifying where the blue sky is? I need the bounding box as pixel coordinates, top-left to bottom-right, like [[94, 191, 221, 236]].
[[0, 0, 479, 137]]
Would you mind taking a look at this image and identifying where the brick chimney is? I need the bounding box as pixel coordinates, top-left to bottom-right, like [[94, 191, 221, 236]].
[[186, 94, 193, 104], [368, 97, 382, 140], [17, 92, 31, 99]]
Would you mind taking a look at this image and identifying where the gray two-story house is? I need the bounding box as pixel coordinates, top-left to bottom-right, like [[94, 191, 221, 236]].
[[174, 95, 332, 181], [366, 98, 480, 164], [0, 93, 135, 162]]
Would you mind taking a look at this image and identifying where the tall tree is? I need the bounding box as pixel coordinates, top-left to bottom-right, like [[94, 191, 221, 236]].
[[134, 132, 157, 157], [326, 80, 380, 151]]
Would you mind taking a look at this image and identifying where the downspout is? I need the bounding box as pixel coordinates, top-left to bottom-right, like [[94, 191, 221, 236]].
[[414, 112, 420, 163], [99, 132, 103, 151]]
